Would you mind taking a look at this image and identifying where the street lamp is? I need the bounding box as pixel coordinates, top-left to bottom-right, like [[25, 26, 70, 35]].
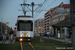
[[39, 27, 41, 33], [1, 18, 3, 33]]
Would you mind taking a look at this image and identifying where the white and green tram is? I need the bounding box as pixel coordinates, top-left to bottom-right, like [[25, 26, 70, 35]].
[[16, 16, 34, 41]]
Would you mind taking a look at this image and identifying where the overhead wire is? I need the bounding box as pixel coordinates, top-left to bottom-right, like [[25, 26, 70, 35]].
[[34, 0, 48, 20], [34, 13, 41, 20], [35, 0, 47, 13], [44, 0, 56, 9], [34, 0, 48, 17], [34, 0, 56, 20], [34, 0, 47, 12]]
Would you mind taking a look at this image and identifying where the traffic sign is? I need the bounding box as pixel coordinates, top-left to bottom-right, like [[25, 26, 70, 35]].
[[14, 27, 16, 30]]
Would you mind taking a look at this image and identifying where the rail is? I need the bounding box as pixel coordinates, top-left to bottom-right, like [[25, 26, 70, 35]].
[[20, 42, 36, 50], [20, 42, 23, 50]]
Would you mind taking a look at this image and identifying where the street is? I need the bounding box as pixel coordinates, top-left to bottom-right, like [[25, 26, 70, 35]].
[[0, 0, 74, 50]]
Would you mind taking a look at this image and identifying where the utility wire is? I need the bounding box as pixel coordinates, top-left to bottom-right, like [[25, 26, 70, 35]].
[[34, 0, 56, 20], [34, 0, 48, 20], [44, 0, 56, 9], [34, 12, 43, 21], [35, 0, 48, 13], [34, 0, 46, 12], [34, 13, 40, 19], [34, 12, 40, 20]]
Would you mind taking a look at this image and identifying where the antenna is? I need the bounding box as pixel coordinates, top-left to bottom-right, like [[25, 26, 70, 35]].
[[21, 0, 27, 16], [23, 0, 26, 16]]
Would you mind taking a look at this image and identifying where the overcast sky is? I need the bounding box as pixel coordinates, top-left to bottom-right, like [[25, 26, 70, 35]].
[[0, 0, 70, 29]]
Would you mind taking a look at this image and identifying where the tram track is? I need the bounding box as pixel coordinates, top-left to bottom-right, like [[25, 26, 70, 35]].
[[28, 42, 36, 50], [20, 42, 23, 50], [20, 42, 36, 50]]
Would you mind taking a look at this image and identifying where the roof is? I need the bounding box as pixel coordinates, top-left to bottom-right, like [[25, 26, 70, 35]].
[[17, 16, 33, 20], [58, 4, 70, 8], [18, 16, 32, 18], [51, 4, 70, 13], [44, 2, 70, 17], [63, 4, 70, 8], [51, 18, 72, 27]]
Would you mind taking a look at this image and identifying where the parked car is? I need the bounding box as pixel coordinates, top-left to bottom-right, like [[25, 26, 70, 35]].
[[42, 33, 47, 36], [0, 32, 3, 40], [42, 32, 54, 37], [50, 32, 54, 37]]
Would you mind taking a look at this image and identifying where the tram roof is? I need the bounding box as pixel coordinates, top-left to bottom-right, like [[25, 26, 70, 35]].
[[18, 16, 32, 18]]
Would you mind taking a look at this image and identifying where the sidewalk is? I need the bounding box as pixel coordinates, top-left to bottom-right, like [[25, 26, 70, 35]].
[[0, 39, 15, 44], [0, 37, 16, 44], [34, 34, 72, 43], [43, 36, 72, 43]]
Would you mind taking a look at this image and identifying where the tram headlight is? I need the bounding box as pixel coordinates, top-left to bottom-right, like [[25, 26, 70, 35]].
[[28, 35, 30, 37], [20, 38, 23, 41], [20, 35, 23, 37], [28, 39, 30, 41]]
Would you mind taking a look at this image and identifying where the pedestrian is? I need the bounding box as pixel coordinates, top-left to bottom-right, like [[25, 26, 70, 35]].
[[40, 33, 41, 36], [47, 31, 49, 38], [9, 28, 14, 42], [49, 31, 51, 36]]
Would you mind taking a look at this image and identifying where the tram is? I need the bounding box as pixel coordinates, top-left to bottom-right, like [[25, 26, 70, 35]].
[[16, 16, 34, 41]]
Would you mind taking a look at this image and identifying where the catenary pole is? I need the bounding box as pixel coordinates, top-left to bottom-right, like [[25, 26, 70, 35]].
[[31, 2, 34, 34]]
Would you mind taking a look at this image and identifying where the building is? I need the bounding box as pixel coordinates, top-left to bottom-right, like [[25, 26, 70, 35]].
[[44, 2, 70, 38], [52, 16, 72, 39], [34, 18, 44, 34], [0, 22, 11, 34]]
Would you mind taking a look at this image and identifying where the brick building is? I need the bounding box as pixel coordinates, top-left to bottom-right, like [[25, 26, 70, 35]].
[[34, 18, 44, 34]]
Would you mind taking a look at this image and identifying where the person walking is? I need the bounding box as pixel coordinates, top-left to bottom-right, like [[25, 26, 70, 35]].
[[47, 31, 50, 38], [9, 28, 13, 42]]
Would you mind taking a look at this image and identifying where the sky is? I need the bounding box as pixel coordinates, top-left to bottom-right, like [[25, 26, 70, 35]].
[[0, 0, 70, 29]]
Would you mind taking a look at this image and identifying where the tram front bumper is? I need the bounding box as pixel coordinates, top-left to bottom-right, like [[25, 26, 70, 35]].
[[16, 37, 32, 41]]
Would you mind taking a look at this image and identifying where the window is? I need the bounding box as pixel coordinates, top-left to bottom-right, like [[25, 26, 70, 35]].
[[62, 17, 64, 20], [58, 18, 60, 21], [17, 20, 33, 31]]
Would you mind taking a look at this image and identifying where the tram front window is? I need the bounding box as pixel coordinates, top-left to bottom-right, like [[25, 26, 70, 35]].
[[17, 20, 33, 31]]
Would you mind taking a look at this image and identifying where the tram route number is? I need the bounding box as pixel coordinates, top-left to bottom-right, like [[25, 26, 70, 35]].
[[24, 33, 27, 37]]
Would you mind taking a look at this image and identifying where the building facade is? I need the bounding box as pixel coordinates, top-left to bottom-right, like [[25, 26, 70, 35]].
[[44, 2, 70, 38], [0, 22, 11, 34], [34, 18, 44, 34]]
